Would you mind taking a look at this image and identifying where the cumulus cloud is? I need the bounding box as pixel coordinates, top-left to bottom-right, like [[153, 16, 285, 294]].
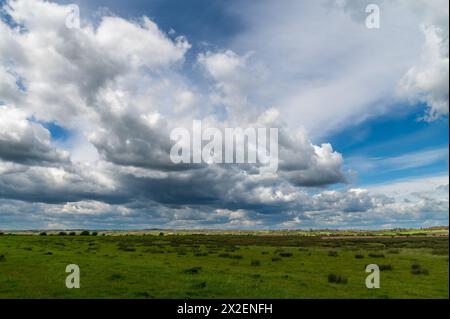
[[226, 0, 449, 137], [1, 0, 191, 126], [0, 0, 447, 229], [398, 25, 449, 120], [0, 106, 69, 164]]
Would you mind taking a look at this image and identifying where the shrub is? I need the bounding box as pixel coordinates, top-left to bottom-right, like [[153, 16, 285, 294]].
[[69, 232, 76, 236], [39, 232, 47, 236], [230, 254, 243, 259], [368, 252, 385, 258], [432, 248, 449, 256], [410, 263, 429, 275], [58, 232, 67, 236], [91, 232, 98, 236], [0, 232, 4, 236], [411, 262, 421, 270], [134, 291, 150, 298], [328, 250, 338, 257], [218, 253, 230, 258], [354, 253, 364, 259], [183, 267, 202, 274], [379, 264, 393, 271], [194, 281, 207, 289], [279, 252, 293, 257], [328, 273, 347, 284], [0, 255, 5, 262], [109, 273, 125, 280], [194, 252, 208, 257], [387, 249, 400, 254], [159, 232, 164, 236], [411, 268, 429, 275], [271, 256, 282, 262], [251, 260, 261, 266], [80, 231, 90, 236]]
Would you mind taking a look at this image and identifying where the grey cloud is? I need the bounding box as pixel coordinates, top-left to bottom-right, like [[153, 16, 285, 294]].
[[0, 106, 69, 165]]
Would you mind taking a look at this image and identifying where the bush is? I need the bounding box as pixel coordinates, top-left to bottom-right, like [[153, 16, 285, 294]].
[[271, 256, 282, 262], [432, 248, 448, 256], [279, 252, 293, 257], [159, 232, 164, 236], [183, 267, 202, 274], [109, 273, 125, 280], [80, 231, 90, 236], [328, 273, 347, 284], [91, 232, 98, 236], [69, 232, 76, 236], [379, 264, 393, 271], [410, 263, 429, 275], [354, 253, 364, 259], [0, 232, 4, 236], [58, 232, 67, 236], [411, 268, 429, 275], [328, 250, 338, 257], [368, 252, 385, 258], [387, 249, 400, 254], [0, 255, 5, 262], [251, 260, 261, 266], [194, 252, 208, 257], [194, 281, 207, 289], [39, 232, 47, 236], [411, 262, 421, 270]]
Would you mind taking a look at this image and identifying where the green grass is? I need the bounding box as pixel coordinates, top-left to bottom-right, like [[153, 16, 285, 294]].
[[0, 234, 448, 298]]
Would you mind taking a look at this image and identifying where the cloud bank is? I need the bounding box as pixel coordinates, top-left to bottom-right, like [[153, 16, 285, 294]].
[[0, 0, 448, 229]]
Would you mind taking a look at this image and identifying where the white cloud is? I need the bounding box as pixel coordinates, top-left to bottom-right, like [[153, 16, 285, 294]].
[[0, 105, 69, 164], [398, 25, 449, 120], [0, 0, 447, 229], [225, 0, 448, 137]]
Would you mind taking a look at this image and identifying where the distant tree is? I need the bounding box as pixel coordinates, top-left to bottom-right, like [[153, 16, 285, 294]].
[[159, 232, 164, 236], [58, 232, 67, 236], [91, 232, 98, 236], [80, 231, 90, 236], [69, 232, 76, 236], [39, 232, 47, 236]]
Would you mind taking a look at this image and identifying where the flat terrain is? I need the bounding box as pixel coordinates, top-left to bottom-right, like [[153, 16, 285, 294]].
[[0, 230, 448, 298]]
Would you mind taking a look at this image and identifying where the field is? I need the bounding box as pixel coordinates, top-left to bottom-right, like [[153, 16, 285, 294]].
[[0, 229, 448, 299]]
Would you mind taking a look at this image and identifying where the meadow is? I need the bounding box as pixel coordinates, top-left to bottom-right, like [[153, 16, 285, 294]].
[[0, 229, 448, 299]]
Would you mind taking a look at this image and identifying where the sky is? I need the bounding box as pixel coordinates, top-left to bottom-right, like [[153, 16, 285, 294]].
[[0, 0, 448, 230]]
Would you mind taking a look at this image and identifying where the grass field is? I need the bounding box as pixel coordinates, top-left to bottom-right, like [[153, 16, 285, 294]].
[[0, 229, 448, 299]]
